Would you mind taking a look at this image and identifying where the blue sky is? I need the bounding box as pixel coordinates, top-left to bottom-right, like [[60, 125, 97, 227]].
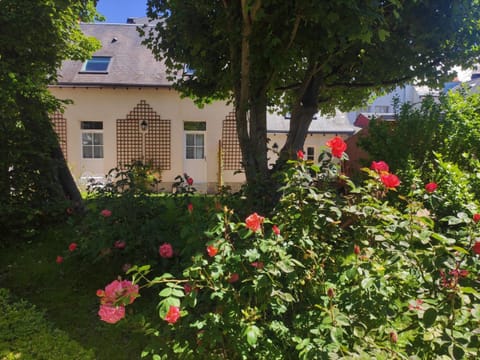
[[96, 0, 147, 23]]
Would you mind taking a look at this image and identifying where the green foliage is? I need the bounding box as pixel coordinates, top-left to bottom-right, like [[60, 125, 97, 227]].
[[0, 288, 95, 360], [361, 91, 480, 216], [78, 172, 228, 264], [0, 0, 100, 238], [87, 161, 162, 196], [124, 147, 480, 359]]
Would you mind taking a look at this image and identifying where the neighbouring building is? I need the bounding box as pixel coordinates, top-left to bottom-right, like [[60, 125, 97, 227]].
[[49, 20, 357, 192]]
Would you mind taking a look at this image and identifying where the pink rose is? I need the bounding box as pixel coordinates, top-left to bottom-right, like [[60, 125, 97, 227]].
[[103, 279, 139, 305], [122, 263, 132, 273], [114, 240, 126, 249], [159, 243, 174, 258], [380, 173, 400, 189], [425, 182, 438, 193], [101, 209, 112, 217], [245, 213, 265, 232], [164, 305, 181, 324], [326, 136, 347, 158], [250, 261, 264, 269], [370, 161, 389, 173], [68, 242, 77, 252], [98, 304, 125, 324]]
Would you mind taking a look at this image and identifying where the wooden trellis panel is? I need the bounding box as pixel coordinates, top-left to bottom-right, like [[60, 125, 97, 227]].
[[221, 112, 243, 170], [50, 112, 68, 160], [116, 100, 171, 170]]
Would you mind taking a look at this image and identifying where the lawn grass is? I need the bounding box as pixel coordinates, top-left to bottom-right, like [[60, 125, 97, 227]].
[[0, 221, 153, 359]]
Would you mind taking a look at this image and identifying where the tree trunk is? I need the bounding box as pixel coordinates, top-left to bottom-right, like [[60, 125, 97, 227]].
[[278, 74, 321, 165], [51, 141, 85, 213]]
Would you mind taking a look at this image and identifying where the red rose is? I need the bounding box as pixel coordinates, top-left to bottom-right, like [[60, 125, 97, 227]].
[[245, 212, 265, 232], [164, 305, 181, 324], [473, 241, 480, 255], [474, 213, 480, 223], [354, 244, 361, 255], [207, 245, 218, 257], [186, 177, 193, 186], [389, 331, 398, 344], [370, 161, 389, 173], [425, 182, 438, 193], [228, 273, 239, 283], [380, 173, 400, 189], [159, 243, 174, 258], [68, 242, 78, 252], [183, 283, 192, 295], [272, 225, 280, 235], [326, 136, 347, 158], [297, 150, 304, 160], [187, 203, 193, 213], [56, 255, 64, 264], [327, 288, 335, 298]]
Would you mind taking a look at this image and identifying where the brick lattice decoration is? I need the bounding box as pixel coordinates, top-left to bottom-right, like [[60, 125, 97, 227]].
[[222, 111, 243, 170], [117, 100, 171, 170], [50, 112, 68, 160]]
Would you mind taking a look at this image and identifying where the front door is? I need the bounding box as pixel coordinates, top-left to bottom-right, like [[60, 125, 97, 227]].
[[184, 127, 207, 191]]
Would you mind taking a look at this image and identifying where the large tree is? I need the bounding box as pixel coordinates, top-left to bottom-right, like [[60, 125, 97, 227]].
[[0, 0, 100, 233], [143, 1, 480, 205]]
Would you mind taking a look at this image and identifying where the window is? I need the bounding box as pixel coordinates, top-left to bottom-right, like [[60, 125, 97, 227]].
[[81, 121, 103, 159], [184, 121, 206, 131], [81, 56, 111, 73], [374, 105, 389, 113], [185, 133, 204, 159], [307, 147, 315, 161], [183, 64, 195, 76]]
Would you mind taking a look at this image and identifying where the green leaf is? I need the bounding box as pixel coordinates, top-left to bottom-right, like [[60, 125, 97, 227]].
[[450, 246, 469, 255], [159, 288, 173, 297], [271, 290, 295, 303], [423, 308, 437, 328], [276, 260, 295, 273], [378, 29, 390, 41], [244, 325, 261, 347]]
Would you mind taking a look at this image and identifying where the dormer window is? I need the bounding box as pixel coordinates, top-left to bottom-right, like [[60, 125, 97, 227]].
[[183, 64, 195, 76], [81, 56, 111, 73]]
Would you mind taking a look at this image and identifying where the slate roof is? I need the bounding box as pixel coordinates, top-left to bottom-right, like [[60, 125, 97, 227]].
[[267, 110, 359, 134], [55, 23, 169, 87]]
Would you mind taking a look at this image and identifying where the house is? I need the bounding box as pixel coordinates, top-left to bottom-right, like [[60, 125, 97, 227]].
[[49, 21, 357, 193]]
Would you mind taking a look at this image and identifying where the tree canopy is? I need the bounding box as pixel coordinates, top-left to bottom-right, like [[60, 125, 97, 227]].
[[144, 1, 480, 208], [0, 0, 100, 234]]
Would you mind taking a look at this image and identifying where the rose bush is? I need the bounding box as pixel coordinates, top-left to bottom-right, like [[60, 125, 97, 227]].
[[100, 137, 480, 359]]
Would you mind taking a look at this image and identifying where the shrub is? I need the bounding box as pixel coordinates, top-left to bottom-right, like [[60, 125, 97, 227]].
[[0, 288, 95, 360], [101, 140, 480, 359]]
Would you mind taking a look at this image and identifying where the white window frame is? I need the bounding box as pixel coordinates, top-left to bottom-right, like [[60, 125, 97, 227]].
[[81, 122, 104, 159], [81, 56, 111, 73], [185, 132, 205, 160]]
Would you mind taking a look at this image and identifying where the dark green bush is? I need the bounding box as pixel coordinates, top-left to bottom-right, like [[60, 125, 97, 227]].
[[0, 288, 95, 360]]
